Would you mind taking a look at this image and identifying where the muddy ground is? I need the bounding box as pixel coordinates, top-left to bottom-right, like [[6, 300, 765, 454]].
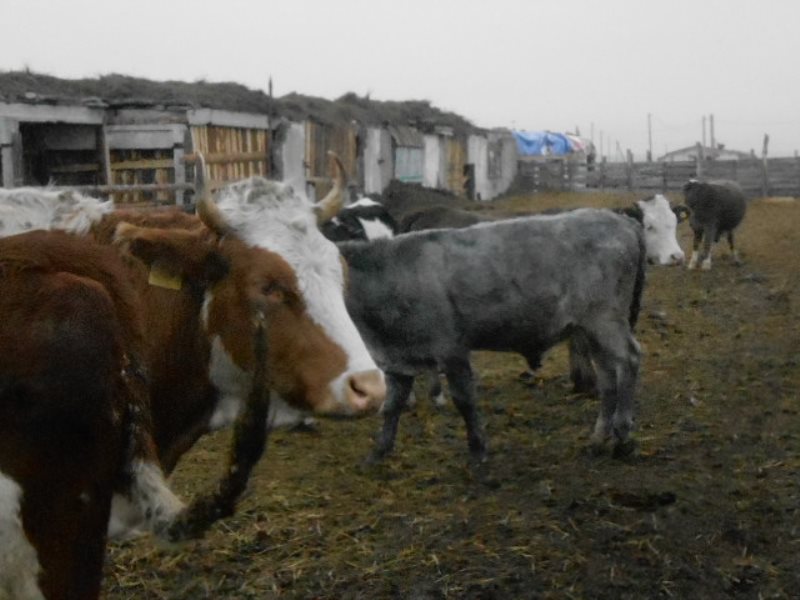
[[104, 192, 800, 599]]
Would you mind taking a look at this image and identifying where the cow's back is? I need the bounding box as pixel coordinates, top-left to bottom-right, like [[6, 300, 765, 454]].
[[342, 209, 644, 371]]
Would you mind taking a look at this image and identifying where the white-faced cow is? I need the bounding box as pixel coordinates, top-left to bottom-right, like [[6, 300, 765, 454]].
[[320, 196, 398, 242], [0, 230, 183, 600], [0, 154, 386, 547], [682, 179, 747, 270], [339, 209, 646, 463], [614, 194, 687, 266]]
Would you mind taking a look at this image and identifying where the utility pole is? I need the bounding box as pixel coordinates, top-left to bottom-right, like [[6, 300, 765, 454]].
[[599, 130, 604, 160], [710, 114, 716, 149], [267, 76, 276, 177], [647, 113, 653, 162], [702, 115, 707, 149]]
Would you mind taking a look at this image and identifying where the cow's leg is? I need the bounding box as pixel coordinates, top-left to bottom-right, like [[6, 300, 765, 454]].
[[426, 370, 446, 407], [727, 231, 742, 265], [0, 474, 44, 600], [699, 224, 717, 270], [444, 358, 487, 462], [108, 362, 185, 540], [369, 372, 414, 462], [568, 333, 596, 394], [585, 321, 640, 456], [518, 351, 543, 383], [687, 227, 704, 269]]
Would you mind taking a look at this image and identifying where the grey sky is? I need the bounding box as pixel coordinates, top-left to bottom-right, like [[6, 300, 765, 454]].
[[2, 0, 798, 159]]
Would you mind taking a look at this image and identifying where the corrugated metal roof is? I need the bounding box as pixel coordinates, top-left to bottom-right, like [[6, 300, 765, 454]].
[[388, 125, 424, 148]]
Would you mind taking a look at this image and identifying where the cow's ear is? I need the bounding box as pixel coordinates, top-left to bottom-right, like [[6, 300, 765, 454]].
[[620, 205, 644, 224], [114, 222, 228, 283], [199, 250, 229, 285], [673, 204, 691, 223]]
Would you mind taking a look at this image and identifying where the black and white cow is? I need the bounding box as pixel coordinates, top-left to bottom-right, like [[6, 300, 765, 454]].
[[682, 179, 747, 270], [339, 209, 646, 462], [321, 197, 398, 241]]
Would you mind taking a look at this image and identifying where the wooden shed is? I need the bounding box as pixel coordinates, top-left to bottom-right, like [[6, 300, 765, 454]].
[[388, 125, 424, 184], [0, 101, 108, 188], [303, 120, 358, 200], [0, 99, 274, 205]]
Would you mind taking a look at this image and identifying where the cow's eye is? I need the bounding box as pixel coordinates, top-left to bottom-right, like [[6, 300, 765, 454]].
[[261, 283, 286, 304]]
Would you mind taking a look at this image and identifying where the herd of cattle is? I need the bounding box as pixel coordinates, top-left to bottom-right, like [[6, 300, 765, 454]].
[[0, 155, 747, 599]]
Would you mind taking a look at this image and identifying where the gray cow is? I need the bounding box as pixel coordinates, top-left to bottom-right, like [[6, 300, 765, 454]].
[[683, 179, 747, 270], [339, 208, 646, 462]]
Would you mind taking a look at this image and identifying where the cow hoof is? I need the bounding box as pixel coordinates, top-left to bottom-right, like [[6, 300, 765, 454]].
[[467, 444, 489, 466], [518, 370, 535, 383], [571, 379, 596, 395], [364, 446, 391, 465], [612, 438, 636, 459], [287, 420, 320, 435]]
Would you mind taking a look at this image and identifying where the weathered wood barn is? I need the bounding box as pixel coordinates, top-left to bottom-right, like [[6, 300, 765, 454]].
[[0, 72, 520, 204]]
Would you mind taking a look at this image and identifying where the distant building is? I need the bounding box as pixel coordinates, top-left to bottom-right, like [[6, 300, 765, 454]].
[[658, 144, 753, 162]]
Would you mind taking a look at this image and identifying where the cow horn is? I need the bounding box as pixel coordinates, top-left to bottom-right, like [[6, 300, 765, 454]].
[[314, 151, 346, 225], [194, 153, 232, 236]]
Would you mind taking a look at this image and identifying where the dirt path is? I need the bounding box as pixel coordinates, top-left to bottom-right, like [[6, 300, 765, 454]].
[[104, 196, 800, 599]]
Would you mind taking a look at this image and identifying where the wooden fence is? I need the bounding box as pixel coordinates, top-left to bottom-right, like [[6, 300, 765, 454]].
[[516, 155, 800, 198], [586, 156, 800, 198]]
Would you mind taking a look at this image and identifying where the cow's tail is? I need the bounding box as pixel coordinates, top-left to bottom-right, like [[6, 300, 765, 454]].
[[628, 228, 647, 329]]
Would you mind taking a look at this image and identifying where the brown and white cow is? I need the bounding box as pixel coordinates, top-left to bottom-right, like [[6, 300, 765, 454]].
[[0, 153, 385, 543], [0, 230, 183, 600]]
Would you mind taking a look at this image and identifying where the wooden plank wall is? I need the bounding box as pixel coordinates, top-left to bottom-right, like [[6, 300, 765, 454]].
[[190, 125, 269, 188], [445, 137, 467, 195], [305, 121, 357, 198], [517, 158, 589, 192], [110, 148, 173, 204]]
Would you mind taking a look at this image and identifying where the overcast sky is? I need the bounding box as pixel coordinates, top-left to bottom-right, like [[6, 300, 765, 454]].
[[2, 0, 798, 159]]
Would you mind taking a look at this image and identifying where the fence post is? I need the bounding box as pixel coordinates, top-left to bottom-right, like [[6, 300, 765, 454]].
[[600, 157, 607, 190], [626, 149, 634, 191], [695, 142, 704, 179], [761, 134, 770, 197], [796, 152, 800, 197], [96, 123, 112, 187], [173, 142, 186, 206]]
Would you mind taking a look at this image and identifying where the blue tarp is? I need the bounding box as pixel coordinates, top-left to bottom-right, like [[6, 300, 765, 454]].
[[513, 130, 575, 156]]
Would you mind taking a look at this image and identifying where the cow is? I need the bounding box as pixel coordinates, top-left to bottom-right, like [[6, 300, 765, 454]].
[[0, 187, 113, 237], [613, 194, 687, 266], [399, 205, 485, 233], [0, 230, 183, 600], [682, 179, 747, 270], [391, 194, 683, 407], [398, 194, 687, 267], [321, 196, 398, 241], [0, 153, 386, 543], [338, 209, 646, 463]]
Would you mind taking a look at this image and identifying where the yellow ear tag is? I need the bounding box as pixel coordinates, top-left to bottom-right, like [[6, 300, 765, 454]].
[[148, 262, 183, 290]]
